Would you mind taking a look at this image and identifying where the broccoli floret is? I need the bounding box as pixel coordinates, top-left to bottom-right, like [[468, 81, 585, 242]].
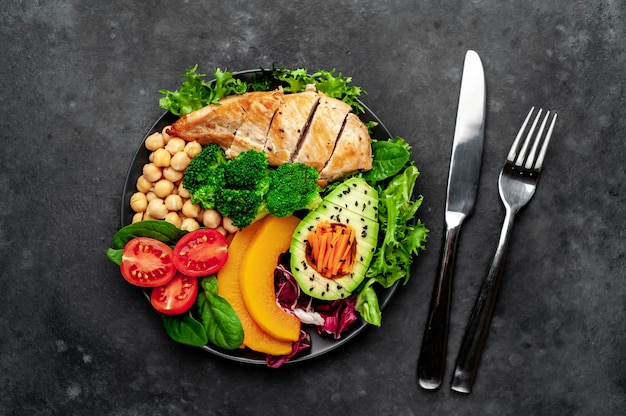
[[215, 188, 268, 229], [189, 169, 225, 209], [214, 150, 272, 228], [182, 143, 227, 194], [266, 163, 322, 217], [223, 149, 269, 190]]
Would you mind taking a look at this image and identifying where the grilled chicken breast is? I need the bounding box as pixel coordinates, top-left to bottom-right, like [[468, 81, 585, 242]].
[[167, 94, 247, 148], [293, 93, 352, 171], [264, 89, 319, 165], [226, 90, 284, 159], [318, 113, 373, 184], [168, 88, 373, 184]]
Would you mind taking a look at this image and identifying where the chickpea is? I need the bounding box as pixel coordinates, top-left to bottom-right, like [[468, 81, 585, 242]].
[[165, 194, 183, 211], [145, 132, 165, 151], [132, 212, 144, 223], [142, 211, 155, 221], [142, 163, 162, 182], [164, 212, 182, 228], [178, 184, 190, 199], [222, 216, 239, 233], [215, 225, 228, 236], [182, 199, 201, 219], [202, 209, 221, 229], [163, 167, 183, 183], [153, 179, 175, 198], [180, 217, 200, 232], [136, 176, 152, 193], [152, 148, 171, 168], [185, 141, 202, 159], [161, 126, 173, 143], [146, 198, 168, 219], [130, 192, 148, 213], [148, 152, 154, 163], [170, 151, 190, 171], [145, 191, 158, 202], [165, 138, 186, 155]]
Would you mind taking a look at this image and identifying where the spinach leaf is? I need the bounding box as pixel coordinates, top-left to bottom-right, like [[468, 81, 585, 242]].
[[106, 248, 123, 265], [112, 220, 187, 249], [196, 277, 244, 350], [162, 314, 209, 347], [200, 275, 219, 295], [363, 138, 411, 183]]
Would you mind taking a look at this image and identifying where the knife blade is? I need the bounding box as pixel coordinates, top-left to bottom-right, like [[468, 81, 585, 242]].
[[417, 50, 486, 390]]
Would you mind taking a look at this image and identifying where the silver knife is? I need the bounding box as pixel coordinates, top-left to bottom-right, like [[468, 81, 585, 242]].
[[417, 50, 486, 390]]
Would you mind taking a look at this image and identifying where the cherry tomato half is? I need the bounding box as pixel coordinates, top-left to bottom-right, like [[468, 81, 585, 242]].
[[173, 229, 229, 277], [120, 237, 176, 287], [150, 272, 199, 315]]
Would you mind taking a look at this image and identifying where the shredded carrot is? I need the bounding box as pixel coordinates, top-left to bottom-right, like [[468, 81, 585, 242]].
[[305, 222, 356, 279]]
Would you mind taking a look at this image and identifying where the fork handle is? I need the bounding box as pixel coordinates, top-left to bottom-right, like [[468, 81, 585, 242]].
[[418, 213, 464, 390], [450, 208, 517, 394]]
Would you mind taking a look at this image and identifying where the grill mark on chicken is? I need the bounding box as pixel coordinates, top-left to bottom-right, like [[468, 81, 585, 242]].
[[318, 113, 373, 184], [316, 113, 349, 179], [226, 90, 284, 159], [264, 89, 319, 165], [292, 93, 352, 170]]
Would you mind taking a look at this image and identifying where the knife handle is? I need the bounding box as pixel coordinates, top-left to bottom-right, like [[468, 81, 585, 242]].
[[417, 214, 464, 390]]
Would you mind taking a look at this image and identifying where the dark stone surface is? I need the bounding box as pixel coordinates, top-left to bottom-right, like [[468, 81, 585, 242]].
[[1, 1, 624, 415]]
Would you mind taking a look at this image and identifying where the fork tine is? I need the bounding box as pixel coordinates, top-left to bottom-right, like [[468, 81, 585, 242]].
[[514, 108, 543, 166], [507, 107, 535, 162], [533, 112, 558, 169], [524, 110, 552, 169]]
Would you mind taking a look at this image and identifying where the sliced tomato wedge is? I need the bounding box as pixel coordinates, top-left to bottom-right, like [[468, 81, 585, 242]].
[[151, 272, 199, 315], [120, 237, 176, 287], [173, 229, 229, 277]]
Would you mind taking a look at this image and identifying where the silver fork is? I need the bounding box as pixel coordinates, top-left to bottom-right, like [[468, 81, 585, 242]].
[[450, 107, 557, 394]]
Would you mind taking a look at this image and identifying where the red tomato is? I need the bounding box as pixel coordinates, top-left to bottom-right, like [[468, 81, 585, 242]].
[[150, 272, 199, 315], [173, 229, 229, 277], [120, 237, 176, 287]]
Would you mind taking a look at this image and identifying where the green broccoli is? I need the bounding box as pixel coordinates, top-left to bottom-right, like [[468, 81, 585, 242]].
[[222, 149, 269, 190], [215, 188, 268, 229], [182, 144, 227, 208], [216, 150, 271, 228], [182, 146, 323, 229], [266, 162, 322, 217]]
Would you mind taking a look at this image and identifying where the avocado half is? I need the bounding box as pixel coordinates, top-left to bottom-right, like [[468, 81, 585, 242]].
[[290, 177, 379, 300]]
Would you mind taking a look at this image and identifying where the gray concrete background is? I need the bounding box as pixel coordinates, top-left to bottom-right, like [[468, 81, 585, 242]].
[[1, 1, 624, 415]]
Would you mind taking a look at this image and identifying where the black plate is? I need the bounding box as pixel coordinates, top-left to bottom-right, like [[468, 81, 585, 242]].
[[121, 69, 400, 365]]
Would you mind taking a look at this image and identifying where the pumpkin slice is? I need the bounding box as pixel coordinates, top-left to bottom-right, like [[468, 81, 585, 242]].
[[240, 215, 302, 342], [217, 219, 293, 355]]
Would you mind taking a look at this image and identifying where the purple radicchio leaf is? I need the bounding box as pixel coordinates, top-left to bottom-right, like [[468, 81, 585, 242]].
[[275, 264, 323, 326], [315, 296, 359, 340], [265, 330, 311, 368]]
